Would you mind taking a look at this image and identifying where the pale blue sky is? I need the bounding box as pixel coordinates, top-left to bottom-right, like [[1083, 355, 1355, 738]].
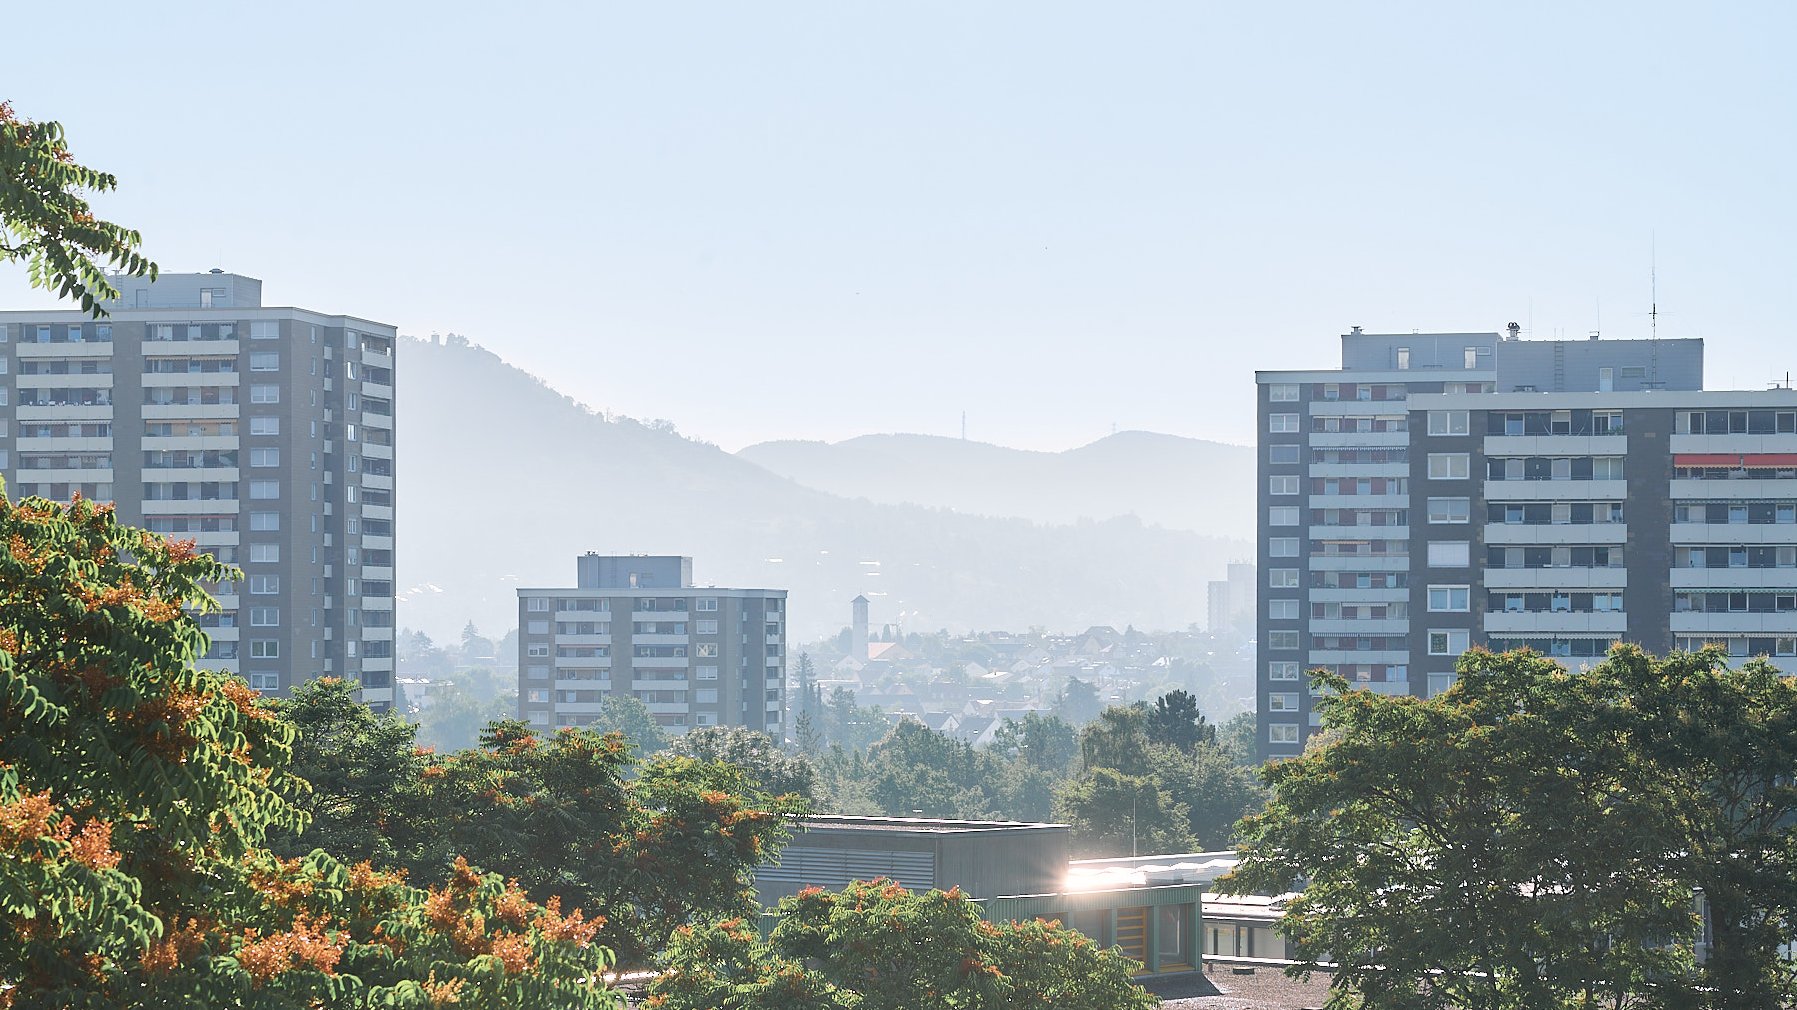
[[4, 2, 1793, 450]]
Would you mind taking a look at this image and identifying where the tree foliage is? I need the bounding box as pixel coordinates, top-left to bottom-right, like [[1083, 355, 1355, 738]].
[[0, 102, 155, 315], [670, 726, 817, 802], [0, 488, 616, 1007], [648, 879, 1159, 1010], [1228, 645, 1797, 1010]]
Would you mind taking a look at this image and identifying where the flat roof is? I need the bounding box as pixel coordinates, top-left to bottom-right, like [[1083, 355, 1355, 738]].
[[792, 814, 1067, 834]]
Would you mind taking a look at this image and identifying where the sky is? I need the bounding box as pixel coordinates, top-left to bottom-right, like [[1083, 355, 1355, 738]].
[[4, 2, 1794, 451]]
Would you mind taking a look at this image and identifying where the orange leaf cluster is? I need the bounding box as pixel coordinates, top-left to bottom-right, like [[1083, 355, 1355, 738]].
[[0, 792, 58, 851], [533, 896, 602, 947], [67, 818, 120, 870], [140, 917, 209, 975], [420, 970, 467, 1006], [347, 860, 407, 893], [235, 913, 343, 985], [217, 678, 271, 721], [248, 856, 315, 907]]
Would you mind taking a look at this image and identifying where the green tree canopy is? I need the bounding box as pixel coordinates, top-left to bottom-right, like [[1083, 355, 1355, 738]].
[[648, 879, 1160, 1010], [0, 101, 155, 314], [1227, 645, 1797, 1010], [0, 488, 617, 1007], [669, 725, 817, 802], [1146, 689, 1214, 753]]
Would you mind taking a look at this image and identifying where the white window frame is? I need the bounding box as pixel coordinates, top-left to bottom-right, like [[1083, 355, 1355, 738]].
[[1427, 541, 1471, 567], [1427, 497, 1470, 524], [1268, 568, 1299, 588], [1427, 585, 1471, 612], [1267, 383, 1300, 402], [1268, 599, 1299, 620], [1268, 661, 1301, 681], [1269, 723, 1301, 744], [1268, 413, 1300, 434], [1428, 453, 1470, 480], [1269, 537, 1300, 558], [1427, 630, 1470, 656], [1268, 475, 1300, 496], [1268, 506, 1300, 526], [1427, 410, 1469, 436]]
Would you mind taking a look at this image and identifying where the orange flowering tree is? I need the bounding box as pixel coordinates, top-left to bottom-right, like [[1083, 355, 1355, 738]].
[[0, 487, 619, 1008], [648, 879, 1159, 1010], [408, 723, 804, 968]]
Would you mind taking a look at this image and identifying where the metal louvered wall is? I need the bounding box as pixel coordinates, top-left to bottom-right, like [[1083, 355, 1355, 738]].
[[756, 846, 937, 893]]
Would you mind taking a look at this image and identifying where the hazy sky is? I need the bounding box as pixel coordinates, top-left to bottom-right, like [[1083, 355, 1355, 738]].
[[4, 2, 1793, 451]]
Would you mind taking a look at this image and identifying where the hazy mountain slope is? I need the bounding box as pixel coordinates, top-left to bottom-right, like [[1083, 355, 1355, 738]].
[[736, 431, 1252, 538], [395, 337, 1252, 644]]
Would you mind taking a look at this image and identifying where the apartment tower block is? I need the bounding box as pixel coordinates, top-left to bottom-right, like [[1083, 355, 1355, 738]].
[[1257, 328, 1797, 760], [0, 272, 398, 708], [517, 554, 787, 733]]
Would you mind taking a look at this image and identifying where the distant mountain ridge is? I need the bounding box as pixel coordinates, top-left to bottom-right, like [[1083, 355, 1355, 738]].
[[395, 337, 1253, 644], [737, 431, 1253, 536]]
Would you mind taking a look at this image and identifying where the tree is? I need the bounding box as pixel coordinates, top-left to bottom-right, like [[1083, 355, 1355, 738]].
[[0, 488, 617, 1007], [988, 711, 1080, 775], [406, 722, 801, 968], [269, 676, 429, 870], [588, 693, 670, 755], [1147, 740, 1263, 851], [0, 101, 155, 314], [1607, 647, 1797, 1007], [670, 726, 817, 802], [1216, 710, 1258, 767], [1146, 689, 1214, 753], [1226, 648, 1705, 1010], [821, 687, 889, 752], [648, 879, 1160, 1010], [1054, 677, 1102, 726], [1055, 767, 1195, 858], [411, 673, 515, 753], [864, 720, 998, 819]]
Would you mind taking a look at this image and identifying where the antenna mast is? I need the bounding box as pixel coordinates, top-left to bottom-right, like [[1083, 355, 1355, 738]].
[[1651, 232, 1658, 341]]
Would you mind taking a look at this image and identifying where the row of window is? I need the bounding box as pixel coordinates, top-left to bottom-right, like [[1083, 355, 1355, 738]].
[[1676, 546, 1797, 569], [1674, 502, 1797, 525], [525, 597, 780, 614], [1674, 592, 1797, 614]]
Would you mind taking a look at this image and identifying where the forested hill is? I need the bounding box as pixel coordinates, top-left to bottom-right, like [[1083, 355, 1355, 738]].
[[394, 336, 1251, 643], [737, 431, 1253, 537]]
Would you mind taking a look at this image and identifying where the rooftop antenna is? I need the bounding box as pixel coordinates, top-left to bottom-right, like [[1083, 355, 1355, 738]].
[[1651, 232, 1659, 341]]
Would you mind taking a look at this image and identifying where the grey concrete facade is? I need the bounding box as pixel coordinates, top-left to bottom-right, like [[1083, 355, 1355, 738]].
[[1251, 330, 1789, 760], [0, 272, 397, 709], [517, 554, 787, 734]]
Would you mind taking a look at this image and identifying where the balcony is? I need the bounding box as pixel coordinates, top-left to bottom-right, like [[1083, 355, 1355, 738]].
[[1483, 567, 1629, 589], [361, 442, 394, 460], [556, 633, 612, 646], [1307, 493, 1408, 510], [1669, 568, 1797, 589], [13, 436, 112, 451], [1308, 463, 1409, 479], [1669, 523, 1797, 546], [360, 472, 394, 491], [630, 655, 690, 669], [1484, 479, 1629, 502], [15, 342, 116, 357], [142, 338, 240, 355], [142, 403, 238, 420], [1307, 431, 1408, 448], [553, 656, 612, 669], [644, 702, 691, 715], [1308, 587, 1408, 603], [632, 633, 689, 646], [13, 467, 114, 482], [1483, 524, 1628, 546], [1306, 618, 1410, 635], [631, 679, 691, 691], [1483, 435, 1628, 455], [1308, 525, 1409, 542], [1306, 650, 1409, 665], [19, 373, 114, 388], [1670, 434, 1797, 455], [1670, 613, 1797, 635], [144, 434, 239, 451], [1483, 612, 1627, 634], [1307, 555, 1409, 571], [1672, 478, 1797, 500], [141, 372, 237, 387], [17, 405, 113, 421], [141, 499, 239, 514]]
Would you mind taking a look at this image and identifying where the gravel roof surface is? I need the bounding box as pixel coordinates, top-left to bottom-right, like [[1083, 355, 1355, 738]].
[[1146, 966, 1337, 1009]]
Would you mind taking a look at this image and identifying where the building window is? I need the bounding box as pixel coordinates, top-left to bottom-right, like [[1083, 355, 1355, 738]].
[[1269, 538, 1300, 558], [250, 416, 280, 436], [1427, 453, 1470, 480], [1268, 506, 1300, 526], [1269, 661, 1301, 680], [696, 665, 719, 680], [1268, 383, 1300, 402], [248, 575, 280, 595], [1427, 630, 1470, 656], [1269, 444, 1300, 465], [526, 620, 549, 635], [1427, 410, 1469, 436], [249, 512, 279, 531], [526, 597, 550, 612], [249, 384, 280, 404], [248, 543, 280, 563], [1268, 413, 1300, 434], [1427, 541, 1471, 567], [1427, 497, 1470, 524], [1269, 568, 1299, 588], [695, 619, 719, 634], [1427, 586, 1470, 612], [249, 480, 279, 499], [1269, 723, 1301, 744], [1269, 599, 1299, 620], [1268, 475, 1300, 495], [696, 597, 719, 612], [1396, 347, 1410, 370], [250, 640, 280, 659], [249, 607, 280, 627], [696, 643, 719, 657], [249, 352, 280, 371], [1428, 673, 1458, 697], [1269, 692, 1300, 712], [1267, 630, 1300, 650], [249, 448, 280, 468]]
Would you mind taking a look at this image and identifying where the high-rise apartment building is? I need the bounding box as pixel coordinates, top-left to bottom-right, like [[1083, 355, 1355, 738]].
[[0, 272, 398, 709], [1256, 328, 1797, 759], [517, 554, 787, 734]]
